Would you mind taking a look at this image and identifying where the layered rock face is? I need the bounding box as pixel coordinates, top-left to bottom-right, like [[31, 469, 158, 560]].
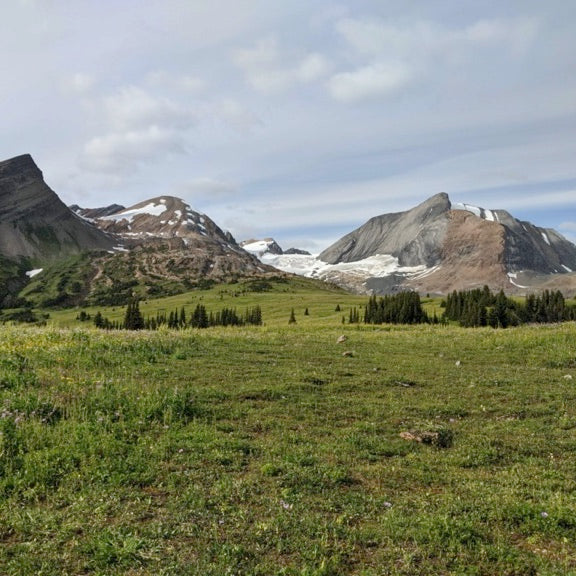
[[319, 192, 576, 295], [320, 193, 452, 267], [0, 154, 115, 261]]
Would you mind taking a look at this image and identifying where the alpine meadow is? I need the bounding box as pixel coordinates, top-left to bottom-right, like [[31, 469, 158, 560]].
[[2, 279, 576, 575], [2, 2, 576, 573]]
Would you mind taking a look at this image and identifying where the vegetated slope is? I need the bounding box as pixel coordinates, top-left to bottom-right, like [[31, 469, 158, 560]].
[[319, 192, 576, 295], [24, 196, 281, 307], [0, 154, 118, 305]]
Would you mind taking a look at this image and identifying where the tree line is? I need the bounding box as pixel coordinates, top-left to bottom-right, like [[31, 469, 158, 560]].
[[442, 287, 576, 328], [94, 300, 263, 330], [362, 287, 576, 328]]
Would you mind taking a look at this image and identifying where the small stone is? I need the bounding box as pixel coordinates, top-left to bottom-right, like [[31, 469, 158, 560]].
[[337, 335, 347, 344]]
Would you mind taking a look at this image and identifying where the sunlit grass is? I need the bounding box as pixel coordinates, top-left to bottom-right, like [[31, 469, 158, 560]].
[[1, 316, 576, 574]]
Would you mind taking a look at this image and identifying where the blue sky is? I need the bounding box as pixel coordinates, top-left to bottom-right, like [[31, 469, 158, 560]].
[[1, 0, 575, 251]]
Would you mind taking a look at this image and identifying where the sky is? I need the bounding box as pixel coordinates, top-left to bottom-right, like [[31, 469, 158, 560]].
[[2, 0, 575, 252]]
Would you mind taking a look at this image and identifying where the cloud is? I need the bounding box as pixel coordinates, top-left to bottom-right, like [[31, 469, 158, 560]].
[[81, 126, 186, 174], [234, 37, 331, 93], [103, 86, 194, 131], [79, 86, 195, 174], [328, 62, 413, 102], [145, 70, 207, 93], [328, 16, 539, 103], [560, 222, 576, 232], [66, 73, 96, 94], [181, 177, 236, 200], [335, 16, 538, 60], [212, 99, 263, 132]]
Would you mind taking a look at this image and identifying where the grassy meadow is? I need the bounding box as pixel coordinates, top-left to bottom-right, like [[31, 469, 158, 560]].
[[1, 281, 576, 574]]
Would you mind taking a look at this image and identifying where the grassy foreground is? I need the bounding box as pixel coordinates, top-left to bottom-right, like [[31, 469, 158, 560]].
[[1, 320, 576, 575]]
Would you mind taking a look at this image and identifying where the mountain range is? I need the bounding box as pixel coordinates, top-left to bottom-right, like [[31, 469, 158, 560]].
[[1, 153, 575, 307], [244, 193, 576, 296]]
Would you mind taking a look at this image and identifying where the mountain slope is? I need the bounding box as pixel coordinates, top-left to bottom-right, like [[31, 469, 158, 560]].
[[67, 196, 276, 305], [264, 193, 576, 295], [0, 154, 116, 262], [320, 193, 452, 267]]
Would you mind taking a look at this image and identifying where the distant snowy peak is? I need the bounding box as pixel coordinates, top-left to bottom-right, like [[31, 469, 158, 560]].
[[241, 238, 311, 257], [241, 238, 284, 256]]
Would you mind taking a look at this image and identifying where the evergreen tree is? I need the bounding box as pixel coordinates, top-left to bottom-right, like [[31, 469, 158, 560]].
[[93, 311, 104, 328], [190, 304, 209, 328], [124, 299, 144, 330]]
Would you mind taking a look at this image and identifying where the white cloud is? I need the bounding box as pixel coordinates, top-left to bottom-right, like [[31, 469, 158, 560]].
[[181, 177, 236, 199], [234, 36, 331, 93], [329, 62, 413, 102], [103, 86, 194, 131], [335, 16, 538, 60], [66, 73, 96, 94], [145, 70, 207, 93], [79, 86, 195, 175], [213, 98, 263, 132], [82, 126, 185, 174]]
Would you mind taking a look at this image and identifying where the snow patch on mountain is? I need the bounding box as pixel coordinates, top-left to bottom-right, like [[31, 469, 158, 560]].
[[243, 240, 277, 256], [100, 201, 168, 222], [452, 202, 498, 222], [26, 268, 43, 278]]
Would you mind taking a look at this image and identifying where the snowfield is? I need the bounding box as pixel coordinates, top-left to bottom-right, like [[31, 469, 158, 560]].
[[242, 240, 276, 257], [243, 243, 431, 286], [100, 201, 168, 222]]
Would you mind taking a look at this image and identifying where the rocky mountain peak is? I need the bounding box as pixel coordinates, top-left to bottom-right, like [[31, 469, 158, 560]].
[[0, 154, 115, 262], [319, 193, 452, 267], [94, 195, 238, 248], [0, 154, 43, 194], [315, 192, 576, 295]]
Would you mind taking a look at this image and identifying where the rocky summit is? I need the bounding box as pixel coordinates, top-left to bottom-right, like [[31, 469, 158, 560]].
[[319, 193, 576, 295], [0, 154, 115, 262], [82, 196, 272, 286]]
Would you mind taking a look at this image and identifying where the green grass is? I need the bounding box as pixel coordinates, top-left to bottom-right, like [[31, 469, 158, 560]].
[[1, 310, 576, 574], [46, 276, 365, 328]]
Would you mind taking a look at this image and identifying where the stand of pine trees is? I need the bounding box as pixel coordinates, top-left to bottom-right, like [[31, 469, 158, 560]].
[[442, 287, 576, 328], [94, 303, 263, 331], [364, 292, 430, 325]]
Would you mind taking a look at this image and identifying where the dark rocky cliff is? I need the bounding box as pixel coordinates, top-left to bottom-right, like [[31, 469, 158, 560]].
[[0, 154, 115, 262]]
